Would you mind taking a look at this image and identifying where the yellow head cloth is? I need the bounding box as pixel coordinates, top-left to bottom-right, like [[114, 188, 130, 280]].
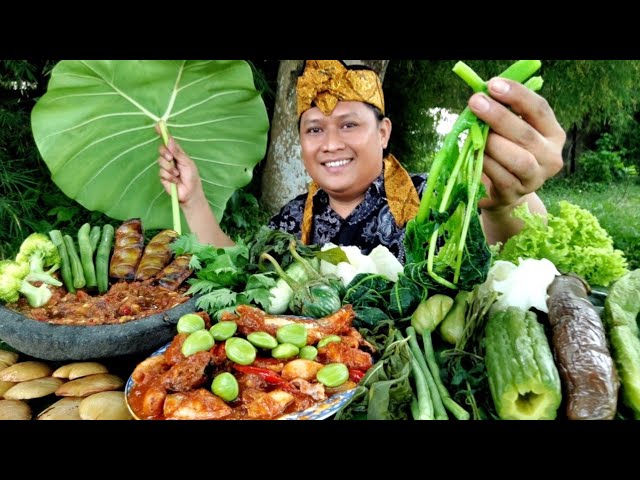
[[296, 60, 385, 118]]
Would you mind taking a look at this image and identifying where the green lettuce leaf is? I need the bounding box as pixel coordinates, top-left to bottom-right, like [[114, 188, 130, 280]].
[[498, 201, 628, 287]]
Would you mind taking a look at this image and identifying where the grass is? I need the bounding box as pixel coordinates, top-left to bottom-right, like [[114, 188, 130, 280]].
[[537, 178, 640, 270]]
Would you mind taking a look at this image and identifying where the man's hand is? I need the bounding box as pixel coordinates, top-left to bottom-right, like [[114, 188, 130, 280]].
[[468, 77, 566, 212]]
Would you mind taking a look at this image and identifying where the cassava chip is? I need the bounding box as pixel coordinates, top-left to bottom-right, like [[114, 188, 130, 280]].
[[0, 399, 31, 420], [0, 350, 19, 371], [37, 397, 83, 420], [55, 373, 124, 397], [3, 376, 65, 400], [53, 362, 108, 380], [0, 380, 16, 397], [79, 391, 133, 420], [0, 361, 52, 382]]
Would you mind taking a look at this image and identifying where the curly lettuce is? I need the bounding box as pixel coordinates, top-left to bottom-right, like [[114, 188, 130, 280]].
[[497, 201, 628, 287]]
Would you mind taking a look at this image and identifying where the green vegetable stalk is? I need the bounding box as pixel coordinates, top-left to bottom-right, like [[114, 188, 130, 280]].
[[157, 120, 182, 235], [403, 60, 543, 294]]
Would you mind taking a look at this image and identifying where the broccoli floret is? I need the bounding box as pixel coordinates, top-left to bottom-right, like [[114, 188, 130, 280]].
[[0, 259, 53, 308], [15, 233, 62, 287]]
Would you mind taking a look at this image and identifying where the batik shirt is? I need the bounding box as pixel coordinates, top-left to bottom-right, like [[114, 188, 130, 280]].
[[268, 172, 428, 264]]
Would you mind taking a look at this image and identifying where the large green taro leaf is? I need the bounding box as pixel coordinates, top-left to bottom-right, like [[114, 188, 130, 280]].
[[31, 60, 269, 231]]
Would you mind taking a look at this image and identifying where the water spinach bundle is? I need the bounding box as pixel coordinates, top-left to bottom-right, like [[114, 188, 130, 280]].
[[403, 60, 543, 293]]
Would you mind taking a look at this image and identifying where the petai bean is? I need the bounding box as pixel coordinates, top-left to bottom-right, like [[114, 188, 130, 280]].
[[181, 330, 215, 357], [177, 313, 205, 334], [247, 331, 278, 350], [225, 337, 256, 365], [209, 321, 238, 341], [316, 363, 349, 388], [212, 372, 239, 402], [276, 323, 308, 348]]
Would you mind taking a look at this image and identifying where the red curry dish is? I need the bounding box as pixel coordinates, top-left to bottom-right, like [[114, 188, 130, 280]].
[[7, 280, 191, 325], [127, 305, 374, 420]]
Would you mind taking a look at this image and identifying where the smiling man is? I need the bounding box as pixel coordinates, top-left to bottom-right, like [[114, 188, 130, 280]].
[[157, 60, 565, 263]]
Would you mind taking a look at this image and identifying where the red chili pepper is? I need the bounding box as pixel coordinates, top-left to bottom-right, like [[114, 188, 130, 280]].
[[233, 364, 287, 385], [349, 368, 366, 383]]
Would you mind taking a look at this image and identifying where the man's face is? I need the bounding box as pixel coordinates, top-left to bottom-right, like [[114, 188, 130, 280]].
[[299, 101, 391, 204]]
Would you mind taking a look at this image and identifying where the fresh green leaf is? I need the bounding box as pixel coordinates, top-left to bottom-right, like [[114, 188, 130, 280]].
[[195, 288, 237, 313], [387, 274, 422, 319], [31, 60, 269, 230], [315, 247, 349, 265]]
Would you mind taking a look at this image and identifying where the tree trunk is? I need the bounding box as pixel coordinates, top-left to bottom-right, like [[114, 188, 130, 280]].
[[261, 60, 390, 215], [260, 60, 306, 216]]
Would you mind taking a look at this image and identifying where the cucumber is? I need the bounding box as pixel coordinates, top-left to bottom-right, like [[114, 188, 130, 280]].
[[484, 306, 562, 420]]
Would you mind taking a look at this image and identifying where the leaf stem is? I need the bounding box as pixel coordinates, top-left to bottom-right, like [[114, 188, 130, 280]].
[[453, 62, 487, 93], [158, 121, 182, 235]]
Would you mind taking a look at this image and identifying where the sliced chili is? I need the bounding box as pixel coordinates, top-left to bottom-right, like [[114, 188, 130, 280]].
[[232, 364, 287, 385], [349, 368, 367, 383]]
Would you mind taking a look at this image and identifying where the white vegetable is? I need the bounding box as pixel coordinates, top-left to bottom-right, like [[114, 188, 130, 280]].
[[368, 245, 403, 282], [319, 243, 403, 287], [336, 262, 359, 287], [266, 278, 293, 315], [319, 242, 339, 277], [320, 243, 377, 287], [486, 258, 560, 314]]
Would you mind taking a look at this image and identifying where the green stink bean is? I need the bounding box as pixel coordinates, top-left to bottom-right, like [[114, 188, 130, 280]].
[[299, 345, 318, 361], [272, 343, 299, 359], [209, 321, 237, 341], [225, 337, 256, 365], [177, 313, 205, 334], [276, 323, 307, 348], [316, 363, 349, 388], [317, 335, 341, 348], [181, 330, 215, 357], [212, 372, 239, 402], [247, 331, 278, 350]]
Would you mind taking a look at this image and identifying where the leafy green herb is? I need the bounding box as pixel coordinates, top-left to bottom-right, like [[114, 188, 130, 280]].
[[170, 228, 327, 318], [403, 60, 542, 294], [335, 321, 414, 420], [342, 273, 421, 327]]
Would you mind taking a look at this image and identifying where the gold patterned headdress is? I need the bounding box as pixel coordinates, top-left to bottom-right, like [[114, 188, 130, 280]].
[[296, 60, 385, 118]]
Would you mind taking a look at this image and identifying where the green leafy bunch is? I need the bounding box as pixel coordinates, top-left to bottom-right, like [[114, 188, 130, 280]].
[[497, 201, 629, 287]]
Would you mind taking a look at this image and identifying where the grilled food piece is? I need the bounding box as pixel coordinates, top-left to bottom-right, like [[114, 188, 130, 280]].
[[153, 254, 193, 291], [109, 218, 145, 281], [547, 275, 619, 420], [135, 229, 179, 281]]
